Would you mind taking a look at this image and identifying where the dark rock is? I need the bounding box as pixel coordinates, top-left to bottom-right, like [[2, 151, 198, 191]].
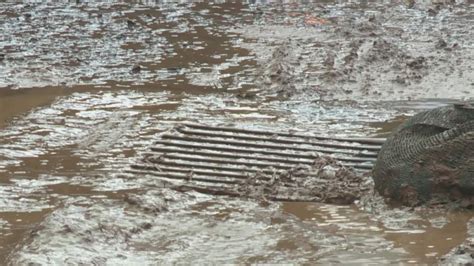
[[373, 104, 474, 206], [131, 65, 141, 74], [406, 57, 425, 69], [428, 8, 439, 16], [127, 19, 136, 29]]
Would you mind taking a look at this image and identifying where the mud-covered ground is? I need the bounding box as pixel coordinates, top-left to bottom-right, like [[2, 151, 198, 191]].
[[0, 1, 473, 264]]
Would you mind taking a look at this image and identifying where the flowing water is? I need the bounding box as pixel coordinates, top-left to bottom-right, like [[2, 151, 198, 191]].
[[0, 1, 473, 264]]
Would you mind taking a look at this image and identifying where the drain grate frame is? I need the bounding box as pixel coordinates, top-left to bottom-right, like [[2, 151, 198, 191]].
[[129, 123, 385, 202]]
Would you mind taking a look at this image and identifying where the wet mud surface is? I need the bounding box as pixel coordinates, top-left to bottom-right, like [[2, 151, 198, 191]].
[[229, 155, 372, 204], [1, 1, 474, 264], [441, 218, 474, 264]]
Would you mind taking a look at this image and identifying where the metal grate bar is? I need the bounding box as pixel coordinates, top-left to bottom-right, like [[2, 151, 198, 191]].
[[182, 123, 386, 145], [146, 147, 376, 163], [159, 135, 379, 157], [176, 126, 382, 151]]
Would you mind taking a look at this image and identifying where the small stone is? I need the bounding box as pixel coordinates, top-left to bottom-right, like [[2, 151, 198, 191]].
[[428, 8, 439, 16], [131, 65, 141, 74], [406, 0, 415, 8], [435, 39, 447, 49], [127, 19, 136, 29], [141, 223, 152, 230], [455, 247, 466, 255]]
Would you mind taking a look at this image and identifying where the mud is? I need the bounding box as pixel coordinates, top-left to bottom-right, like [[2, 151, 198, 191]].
[[234, 0, 474, 101], [210, 155, 371, 204], [441, 218, 474, 264], [0, 1, 473, 265]]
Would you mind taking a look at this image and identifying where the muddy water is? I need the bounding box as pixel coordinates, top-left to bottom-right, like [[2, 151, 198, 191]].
[[1, 1, 473, 264]]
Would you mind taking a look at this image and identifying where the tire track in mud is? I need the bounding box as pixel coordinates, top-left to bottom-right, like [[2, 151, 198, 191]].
[[0, 90, 177, 261]]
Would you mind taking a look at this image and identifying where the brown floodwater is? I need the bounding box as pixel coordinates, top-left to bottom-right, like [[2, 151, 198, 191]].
[[0, 1, 473, 264], [0, 87, 67, 128]]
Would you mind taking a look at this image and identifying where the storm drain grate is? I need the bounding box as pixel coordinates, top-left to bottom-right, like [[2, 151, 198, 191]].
[[129, 123, 385, 202]]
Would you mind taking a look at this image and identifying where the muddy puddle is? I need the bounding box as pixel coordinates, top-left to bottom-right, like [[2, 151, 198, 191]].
[[0, 1, 473, 264]]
